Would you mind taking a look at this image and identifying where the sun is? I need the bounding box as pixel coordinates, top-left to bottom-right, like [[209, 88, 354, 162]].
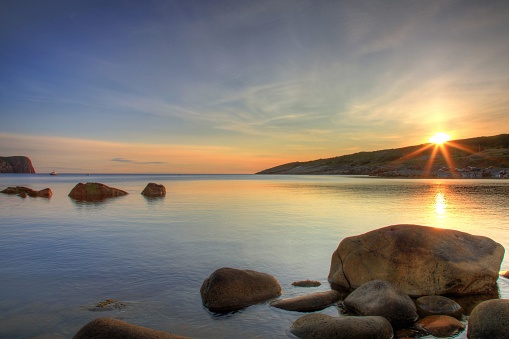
[[429, 132, 451, 145]]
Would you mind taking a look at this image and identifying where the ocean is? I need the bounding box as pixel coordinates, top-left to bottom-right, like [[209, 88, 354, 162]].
[[1, 174, 508, 338]]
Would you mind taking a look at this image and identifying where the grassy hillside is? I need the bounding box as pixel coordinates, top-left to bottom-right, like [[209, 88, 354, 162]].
[[257, 134, 509, 178]]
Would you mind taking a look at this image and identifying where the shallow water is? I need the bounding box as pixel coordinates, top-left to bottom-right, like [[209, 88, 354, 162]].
[[0, 174, 508, 338]]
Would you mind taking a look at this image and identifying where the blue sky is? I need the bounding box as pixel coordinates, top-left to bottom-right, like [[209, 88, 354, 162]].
[[1, 0, 508, 173]]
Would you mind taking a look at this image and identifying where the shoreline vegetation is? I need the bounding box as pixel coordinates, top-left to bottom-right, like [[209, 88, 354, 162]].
[[257, 133, 509, 178]]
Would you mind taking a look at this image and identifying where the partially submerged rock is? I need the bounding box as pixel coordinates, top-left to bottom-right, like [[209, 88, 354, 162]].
[[200, 267, 281, 312], [289, 313, 393, 339], [292, 280, 321, 287], [343, 280, 418, 325], [88, 299, 128, 312], [416, 315, 465, 338], [72, 317, 192, 339], [270, 290, 341, 312], [328, 224, 504, 296], [1, 186, 52, 198], [467, 299, 509, 339], [141, 183, 166, 198], [415, 295, 462, 318], [68, 182, 128, 202]]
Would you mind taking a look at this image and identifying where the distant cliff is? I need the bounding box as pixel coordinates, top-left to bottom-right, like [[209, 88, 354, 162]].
[[0, 156, 36, 173], [257, 134, 509, 177]]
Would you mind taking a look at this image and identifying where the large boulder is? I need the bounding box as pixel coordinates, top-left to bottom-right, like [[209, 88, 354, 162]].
[[270, 290, 341, 312], [141, 183, 166, 198], [289, 313, 393, 339], [467, 299, 509, 338], [343, 280, 418, 325], [328, 224, 504, 296], [68, 182, 128, 202], [200, 267, 282, 312], [72, 317, 192, 339]]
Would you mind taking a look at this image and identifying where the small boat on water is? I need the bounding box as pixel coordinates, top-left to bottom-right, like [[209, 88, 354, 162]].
[[50, 171, 58, 176]]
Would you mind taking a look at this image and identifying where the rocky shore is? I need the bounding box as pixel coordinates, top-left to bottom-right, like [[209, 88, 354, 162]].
[[70, 224, 508, 338]]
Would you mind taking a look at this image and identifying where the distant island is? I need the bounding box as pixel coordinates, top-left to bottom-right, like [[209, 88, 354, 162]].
[[0, 156, 36, 174], [257, 134, 509, 178]]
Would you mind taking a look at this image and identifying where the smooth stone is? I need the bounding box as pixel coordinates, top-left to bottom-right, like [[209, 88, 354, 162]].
[[343, 279, 418, 325], [270, 290, 341, 312], [290, 313, 393, 339], [292, 280, 321, 287], [467, 299, 509, 338], [72, 318, 192, 339], [415, 295, 462, 318], [328, 224, 504, 296], [416, 315, 465, 338], [200, 267, 282, 312]]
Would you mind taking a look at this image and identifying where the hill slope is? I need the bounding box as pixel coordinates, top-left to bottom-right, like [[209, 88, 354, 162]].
[[257, 134, 509, 178]]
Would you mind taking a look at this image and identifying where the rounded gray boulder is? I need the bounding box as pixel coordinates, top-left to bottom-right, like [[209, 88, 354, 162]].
[[200, 267, 282, 312], [290, 313, 393, 339], [343, 280, 418, 325], [467, 299, 509, 339]]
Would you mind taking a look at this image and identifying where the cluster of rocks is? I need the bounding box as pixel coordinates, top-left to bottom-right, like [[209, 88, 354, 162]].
[[1, 182, 166, 201], [1, 186, 52, 198], [196, 225, 507, 338], [62, 224, 509, 338]]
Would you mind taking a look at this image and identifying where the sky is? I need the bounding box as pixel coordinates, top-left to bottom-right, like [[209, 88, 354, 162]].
[[1, 0, 509, 174]]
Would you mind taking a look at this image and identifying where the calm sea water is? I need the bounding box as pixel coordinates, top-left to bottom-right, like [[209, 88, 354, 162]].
[[0, 174, 508, 338]]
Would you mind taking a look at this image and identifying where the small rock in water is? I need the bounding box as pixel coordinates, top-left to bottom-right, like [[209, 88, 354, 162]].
[[270, 290, 340, 312], [141, 182, 166, 197], [415, 295, 462, 318], [416, 315, 465, 338], [88, 299, 128, 312], [200, 267, 282, 312], [292, 280, 321, 287]]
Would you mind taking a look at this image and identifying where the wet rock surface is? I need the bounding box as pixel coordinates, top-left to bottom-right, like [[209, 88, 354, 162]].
[[270, 290, 340, 312], [415, 295, 462, 318]]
